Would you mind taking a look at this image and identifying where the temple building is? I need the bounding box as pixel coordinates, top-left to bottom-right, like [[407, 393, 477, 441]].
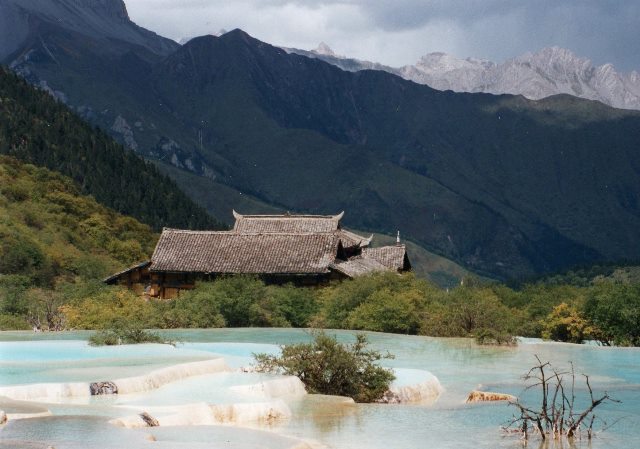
[[104, 211, 411, 299]]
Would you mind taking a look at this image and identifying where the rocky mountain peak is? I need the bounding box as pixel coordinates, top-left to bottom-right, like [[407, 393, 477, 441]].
[[516, 46, 593, 75], [0, 0, 178, 61], [313, 42, 338, 57], [69, 0, 130, 20], [415, 52, 491, 74], [289, 42, 640, 110]]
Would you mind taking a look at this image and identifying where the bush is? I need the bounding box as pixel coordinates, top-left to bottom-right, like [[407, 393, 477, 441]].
[[0, 313, 30, 330], [88, 319, 167, 346], [540, 303, 596, 343], [0, 274, 31, 315], [346, 288, 424, 334], [61, 287, 156, 329], [317, 272, 436, 329], [213, 276, 268, 327], [421, 286, 520, 340], [153, 284, 226, 328], [254, 332, 395, 403], [0, 234, 46, 276], [263, 284, 318, 328], [155, 277, 318, 329], [584, 282, 640, 346]]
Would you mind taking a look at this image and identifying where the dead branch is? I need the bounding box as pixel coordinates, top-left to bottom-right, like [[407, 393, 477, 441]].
[[505, 357, 620, 443]]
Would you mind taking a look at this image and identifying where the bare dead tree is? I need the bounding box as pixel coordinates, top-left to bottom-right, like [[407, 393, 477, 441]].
[[25, 288, 66, 331], [504, 356, 620, 442]]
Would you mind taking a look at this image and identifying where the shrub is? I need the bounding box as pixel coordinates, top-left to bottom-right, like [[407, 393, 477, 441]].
[[346, 288, 424, 334], [540, 303, 596, 343], [0, 274, 31, 315], [213, 276, 267, 327], [158, 277, 318, 329], [317, 272, 435, 329], [1, 180, 30, 202], [0, 234, 45, 276], [474, 328, 516, 346], [421, 286, 520, 340], [153, 285, 226, 328], [61, 287, 156, 329], [254, 332, 395, 403], [88, 319, 167, 346], [263, 284, 318, 327], [584, 282, 640, 346], [0, 313, 30, 330]]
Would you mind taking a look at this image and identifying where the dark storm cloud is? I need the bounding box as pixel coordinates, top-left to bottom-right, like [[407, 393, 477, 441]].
[[356, 0, 639, 69]]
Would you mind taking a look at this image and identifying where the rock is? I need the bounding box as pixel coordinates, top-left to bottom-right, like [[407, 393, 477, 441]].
[[139, 411, 159, 427], [0, 410, 7, 424], [376, 371, 443, 404], [466, 390, 516, 403], [89, 381, 118, 395]]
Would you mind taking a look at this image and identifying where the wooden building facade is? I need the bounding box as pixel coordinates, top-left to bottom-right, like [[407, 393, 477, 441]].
[[105, 211, 411, 299]]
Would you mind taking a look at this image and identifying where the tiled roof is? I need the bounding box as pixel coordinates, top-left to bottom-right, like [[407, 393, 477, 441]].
[[150, 229, 340, 274], [103, 261, 151, 284], [330, 257, 389, 278], [232, 210, 344, 234], [337, 229, 373, 248], [362, 245, 408, 271]]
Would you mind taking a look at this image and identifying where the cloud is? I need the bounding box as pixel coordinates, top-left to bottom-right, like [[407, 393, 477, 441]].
[[125, 0, 640, 71]]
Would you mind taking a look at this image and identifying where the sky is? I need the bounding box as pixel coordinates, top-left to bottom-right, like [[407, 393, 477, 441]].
[[125, 0, 639, 72]]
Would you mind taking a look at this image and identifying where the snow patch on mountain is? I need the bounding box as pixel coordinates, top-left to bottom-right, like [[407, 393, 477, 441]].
[[287, 44, 640, 110]]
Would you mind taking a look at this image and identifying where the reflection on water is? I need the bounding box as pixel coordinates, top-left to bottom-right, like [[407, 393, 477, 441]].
[[0, 329, 639, 449]]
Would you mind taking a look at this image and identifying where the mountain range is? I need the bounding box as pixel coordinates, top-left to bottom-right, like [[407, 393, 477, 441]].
[[2, 0, 640, 280], [287, 44, 640, 111], [0, 66, 220, 231]]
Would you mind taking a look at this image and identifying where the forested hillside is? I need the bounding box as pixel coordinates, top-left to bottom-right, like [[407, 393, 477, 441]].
[[0, 67, 223, 231], [0, 156, 157, 283], [0, 155, 159, 329]]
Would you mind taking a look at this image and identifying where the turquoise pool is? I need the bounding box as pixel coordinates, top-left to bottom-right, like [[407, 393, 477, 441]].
[[1, 329, 638, 449]]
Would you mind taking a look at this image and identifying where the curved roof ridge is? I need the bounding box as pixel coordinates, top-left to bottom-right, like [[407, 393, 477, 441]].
[[234, 213, 344, 219], [162, 228, 234, 234], [161, 229, 342, 237]]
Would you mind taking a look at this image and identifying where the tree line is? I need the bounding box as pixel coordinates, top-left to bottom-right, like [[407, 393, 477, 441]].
[[0, 66, 223, 231], [3, 271, 638, 346]]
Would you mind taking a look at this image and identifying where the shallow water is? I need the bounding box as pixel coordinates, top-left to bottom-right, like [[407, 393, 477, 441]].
[[1, 329, 639, 449]]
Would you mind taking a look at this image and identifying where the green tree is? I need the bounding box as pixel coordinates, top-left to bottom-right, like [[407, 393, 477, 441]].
[[584, 282, 640, 346], [420, 286, 522, 342], [318, 272, 435, 329], [346, 288, 424, 334], [154, 283, 226, 328], [263, 284, 318, 328]]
